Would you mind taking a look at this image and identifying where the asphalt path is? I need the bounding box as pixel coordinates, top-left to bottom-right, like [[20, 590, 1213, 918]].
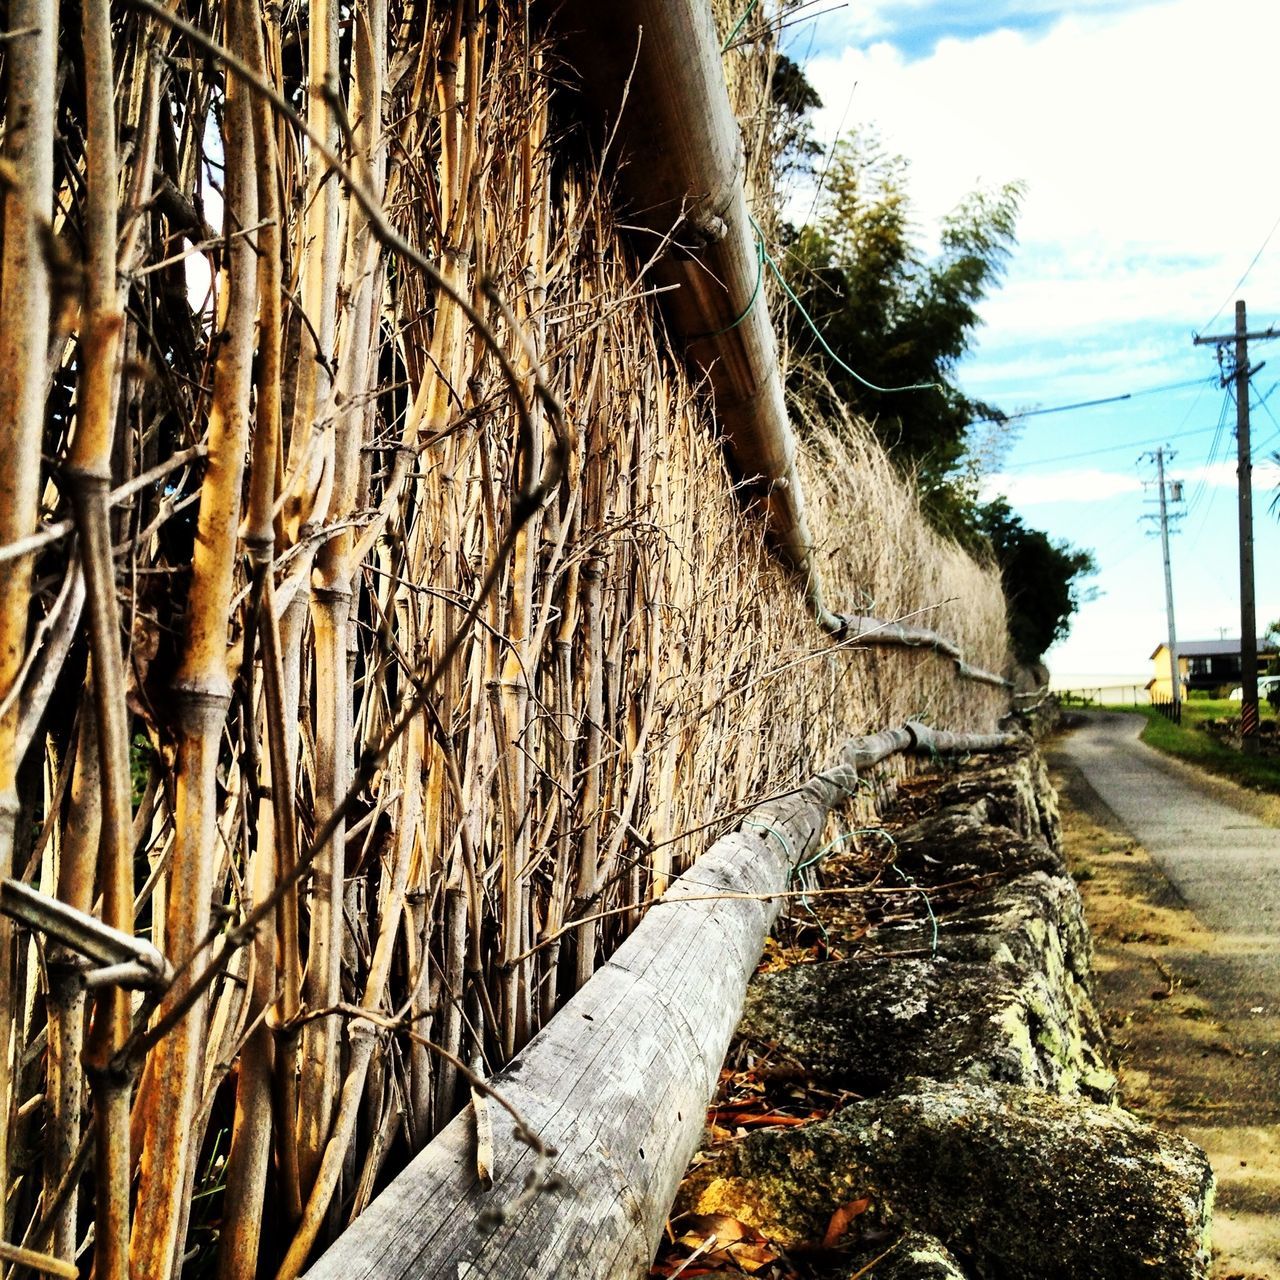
[[1052, 710, 1280, 1275], [1055, 710, 1280, 941]]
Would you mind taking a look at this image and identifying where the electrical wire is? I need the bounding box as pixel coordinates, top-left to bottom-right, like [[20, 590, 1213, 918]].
[[997, 421, 1224, 472], [1200, 205, 1280, 335], [966, 376, 1213, 429], [1181, 386, 1233, 520], [1255, 385, 1280, 446], [1182, 387, 1236, 552]]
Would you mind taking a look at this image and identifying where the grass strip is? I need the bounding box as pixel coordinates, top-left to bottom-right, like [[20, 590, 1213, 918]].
[[1101, 701, 1280, 793]]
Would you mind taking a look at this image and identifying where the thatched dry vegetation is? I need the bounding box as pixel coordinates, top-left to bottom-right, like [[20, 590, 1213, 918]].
[[0, 0, 1009, 1274]]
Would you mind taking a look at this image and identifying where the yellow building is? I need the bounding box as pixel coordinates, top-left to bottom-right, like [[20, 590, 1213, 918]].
[[1146, 644, 1186, 701], [1147, 637, 1276, 699]]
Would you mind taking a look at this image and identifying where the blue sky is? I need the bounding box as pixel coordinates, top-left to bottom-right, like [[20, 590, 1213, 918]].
[[786, 0, 1280, 682]]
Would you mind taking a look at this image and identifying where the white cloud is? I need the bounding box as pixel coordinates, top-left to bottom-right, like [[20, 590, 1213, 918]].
[[981, 467, 1143, 505], [800, 0, 1280, 349], [1186, 458, 1280, 491], [982, 459, 1280, 507]]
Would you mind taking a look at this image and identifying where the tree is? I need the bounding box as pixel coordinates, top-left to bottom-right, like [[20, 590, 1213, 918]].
[[977, 500, 1098, 667], [769, 106, 1096, 663], [782, 133, 1023, 525]]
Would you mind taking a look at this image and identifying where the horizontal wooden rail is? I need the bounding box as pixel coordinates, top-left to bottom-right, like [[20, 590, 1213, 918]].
[[306, 722, 1023, 1280], [831, 614, 1012, 690]]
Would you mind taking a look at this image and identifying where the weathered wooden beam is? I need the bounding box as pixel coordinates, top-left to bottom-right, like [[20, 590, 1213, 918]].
[[553, 0, 830, 621], [833, 615, 1013, 690], [305, 726, 1021, 1280]]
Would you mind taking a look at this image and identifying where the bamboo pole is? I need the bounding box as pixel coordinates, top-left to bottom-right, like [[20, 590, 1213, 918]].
[[290, 0, 346, 1195], [43, 704, 98, 1263], [303, 0, 389, 1210], [0, 0, 57, 1229], [62, 0, 136, 1266], [217, 0, 295, 1266], [129, 32, 258, 1274]]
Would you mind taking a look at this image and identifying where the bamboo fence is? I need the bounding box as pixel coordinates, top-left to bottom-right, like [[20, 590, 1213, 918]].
[[0, 1, 1011, 1276]]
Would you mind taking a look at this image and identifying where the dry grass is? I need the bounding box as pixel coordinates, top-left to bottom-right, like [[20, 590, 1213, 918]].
[[0, 1, 1010, 1273]]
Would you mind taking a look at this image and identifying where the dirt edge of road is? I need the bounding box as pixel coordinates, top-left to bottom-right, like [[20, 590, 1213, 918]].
[[1048, 742, 1280, 1280]]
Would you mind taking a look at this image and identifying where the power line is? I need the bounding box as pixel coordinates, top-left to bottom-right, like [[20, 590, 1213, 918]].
[[1200, 206, 1280, 334], [965, 376, 1214, 428], [998, 421, 1224, 472], [1255, 384, 1280, 449], [1182, 384, 1233, 519]]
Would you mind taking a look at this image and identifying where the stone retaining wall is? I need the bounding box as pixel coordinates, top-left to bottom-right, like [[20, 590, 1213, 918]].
[[675, 747, 1215, 1279]]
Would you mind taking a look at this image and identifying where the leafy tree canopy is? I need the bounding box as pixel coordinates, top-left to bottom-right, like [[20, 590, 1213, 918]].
[[783, 133, 1023, 512], [769, 77, 1097, 664]]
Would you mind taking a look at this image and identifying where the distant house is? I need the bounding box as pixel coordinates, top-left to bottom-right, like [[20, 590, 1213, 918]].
[[1148, 637, 1278, 698]]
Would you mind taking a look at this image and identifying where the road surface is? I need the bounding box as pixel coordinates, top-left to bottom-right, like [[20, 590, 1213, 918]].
[[1054, 710, 1280, 938], [1051, 710, 1280, 1278]]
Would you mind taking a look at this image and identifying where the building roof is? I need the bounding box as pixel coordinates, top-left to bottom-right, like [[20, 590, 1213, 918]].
[[1149, 638, 1275, 660]]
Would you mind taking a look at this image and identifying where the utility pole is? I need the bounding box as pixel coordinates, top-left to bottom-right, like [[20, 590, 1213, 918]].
[[1156, 448, 1181, 713], [1193, 301, 1277, 754], [1141, 447, 1183, 712]]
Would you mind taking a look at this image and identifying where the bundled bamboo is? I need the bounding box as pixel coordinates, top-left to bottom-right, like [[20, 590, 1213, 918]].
[[0, 1, 1010, 1275]]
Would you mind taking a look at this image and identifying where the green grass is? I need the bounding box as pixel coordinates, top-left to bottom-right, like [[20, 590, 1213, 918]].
[[1098, 698, 1280, 793]]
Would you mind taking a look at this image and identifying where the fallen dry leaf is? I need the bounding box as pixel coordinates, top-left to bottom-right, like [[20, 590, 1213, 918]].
[[821, 1197, 871, 1248], [671, 1214, 780, 1274], [676, 1213, 749, 1248]]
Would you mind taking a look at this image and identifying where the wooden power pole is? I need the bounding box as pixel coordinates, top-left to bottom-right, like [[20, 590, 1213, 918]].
[[1154, 447, 1181, 714], [1193, 300, 1278, 755]]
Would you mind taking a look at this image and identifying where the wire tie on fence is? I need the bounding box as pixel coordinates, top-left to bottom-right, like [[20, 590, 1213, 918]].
[[693, 233, 765, 339], [750, 214, 941, 396], [721, 0, 759, 51], [741, 818, 793, 860], [792, 826, 885, 877]]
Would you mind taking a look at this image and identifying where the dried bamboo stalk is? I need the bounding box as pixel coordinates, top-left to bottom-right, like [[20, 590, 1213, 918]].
[[0, 0, 58, 1231], [217, 3, 294, 1266], [129, 33, 258, 1274], [64, 0, 134, 1262]]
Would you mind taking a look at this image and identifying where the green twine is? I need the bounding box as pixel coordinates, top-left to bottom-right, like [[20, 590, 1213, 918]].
[[891, 864, 939, 955], [793, 827, 873, 877], [696, 233, 766, 339], [721, 0, 760, 52], [790, 825, 939, 956], [742, 817, 793, 859], [749, 214, 942, 396]]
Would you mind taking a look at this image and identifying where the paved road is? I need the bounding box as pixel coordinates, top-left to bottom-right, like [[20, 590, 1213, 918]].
[[1052, 710, 1280, 1275], [1055, 710, 1280, 940]]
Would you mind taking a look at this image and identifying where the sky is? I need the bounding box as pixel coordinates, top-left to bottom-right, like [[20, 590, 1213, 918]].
[[784, 0, 1280, 686]]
